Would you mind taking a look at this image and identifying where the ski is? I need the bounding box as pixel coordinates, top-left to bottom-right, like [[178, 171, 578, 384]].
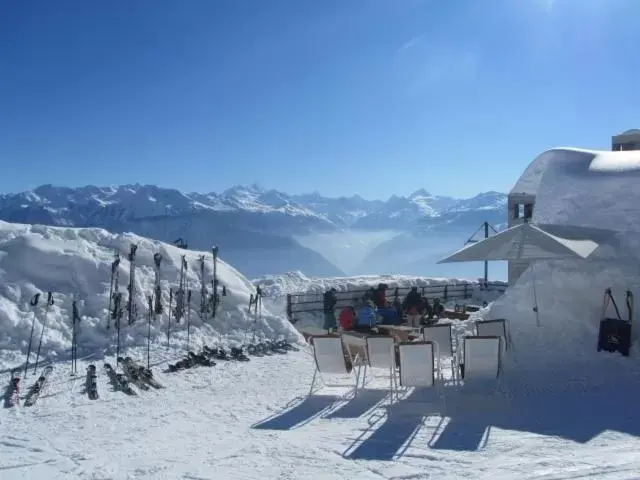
[[127, 243, 138, 325], [173, 255, 187, 324], [199, 255, 208, 321], [107, 253, 120, 330], [86, 364, 99, 400], [104, 363, 136, 396], [119, 357, 163, 389], [167, 350, 216, 372], [5, 369, 21, 408], [24, 366, 53, 407], [117, 357, 150, 391], [153, 253, 163, 316]]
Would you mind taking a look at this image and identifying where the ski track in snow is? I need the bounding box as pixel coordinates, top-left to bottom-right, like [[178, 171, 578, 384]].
[[1, 347, 639, 480]]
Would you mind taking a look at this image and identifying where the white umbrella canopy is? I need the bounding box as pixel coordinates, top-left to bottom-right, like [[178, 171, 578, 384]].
[[438, 221, 604, 327], [437, 222, 600, 264]]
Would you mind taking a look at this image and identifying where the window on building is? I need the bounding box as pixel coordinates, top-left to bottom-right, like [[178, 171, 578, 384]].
[[513, 204, 523, 219], [524, 203, 534, 219]]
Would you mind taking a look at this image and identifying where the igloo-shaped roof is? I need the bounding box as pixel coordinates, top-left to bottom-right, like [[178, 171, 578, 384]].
[[510, 147, 640, 197]]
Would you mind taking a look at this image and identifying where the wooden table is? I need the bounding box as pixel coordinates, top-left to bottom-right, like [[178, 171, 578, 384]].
[[442, 309, 470, 321], [375, 325, 421, 342]]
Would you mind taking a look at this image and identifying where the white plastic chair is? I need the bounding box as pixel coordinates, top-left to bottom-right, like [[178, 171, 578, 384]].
[[309, 335, 361, 396], [422, 323, 456, 380], [360, 335, 398, 401], [395, 341, 445, 412]]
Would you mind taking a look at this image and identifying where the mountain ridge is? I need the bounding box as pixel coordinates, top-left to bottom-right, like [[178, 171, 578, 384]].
[[0, 183, 508, 278], [1, 183, 507, 229]]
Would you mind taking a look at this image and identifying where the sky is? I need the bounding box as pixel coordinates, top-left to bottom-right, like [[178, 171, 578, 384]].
[[1, 0, 639, 200]]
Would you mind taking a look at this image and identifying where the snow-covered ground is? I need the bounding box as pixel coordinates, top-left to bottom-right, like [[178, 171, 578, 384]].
[[2, 346, 640, 479], [1, 219, 640, 479]]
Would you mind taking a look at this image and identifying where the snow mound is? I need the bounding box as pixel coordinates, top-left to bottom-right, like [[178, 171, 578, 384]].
[[0, 221, 298, 365], [490, 148, 640, 381]]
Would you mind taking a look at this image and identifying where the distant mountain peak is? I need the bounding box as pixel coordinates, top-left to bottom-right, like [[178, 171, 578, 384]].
[[408, 188, 432, 199]]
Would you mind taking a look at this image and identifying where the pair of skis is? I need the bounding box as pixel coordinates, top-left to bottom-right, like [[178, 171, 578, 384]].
[[104, 357, 163, 396], [5, 366, 54, 408]]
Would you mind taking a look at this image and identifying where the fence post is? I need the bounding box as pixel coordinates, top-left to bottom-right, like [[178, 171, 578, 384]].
[[286, 294, 293, 323], [444, 284, 448, 301]]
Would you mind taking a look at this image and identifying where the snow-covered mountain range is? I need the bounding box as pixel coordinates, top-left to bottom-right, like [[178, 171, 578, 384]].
[[0, 184, 507, 278]]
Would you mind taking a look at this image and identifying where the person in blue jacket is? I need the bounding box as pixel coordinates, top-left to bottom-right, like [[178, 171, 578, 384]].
[[354, 301, 378, 333]]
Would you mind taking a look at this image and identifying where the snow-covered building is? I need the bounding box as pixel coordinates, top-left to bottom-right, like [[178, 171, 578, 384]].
[[612, 128, 640, 151], [494, 147, 640, 376]]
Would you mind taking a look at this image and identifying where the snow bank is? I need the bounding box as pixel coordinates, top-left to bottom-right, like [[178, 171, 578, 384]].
[[490, 148, 640, 380], [0, 221, 298, 365], [254, 270, 476, 297]]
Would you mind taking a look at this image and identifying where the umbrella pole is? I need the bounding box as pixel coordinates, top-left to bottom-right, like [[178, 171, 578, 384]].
[[531, 263, 540, 327]]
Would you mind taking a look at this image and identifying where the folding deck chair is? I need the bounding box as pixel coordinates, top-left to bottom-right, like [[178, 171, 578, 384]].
[[457, 335, 503, 392], [422, 323, 456, 380], [358, 335, 398, 401], [394, 341, 445, 412], [309, 335, 362, 396], [475, 319, 510, 351]]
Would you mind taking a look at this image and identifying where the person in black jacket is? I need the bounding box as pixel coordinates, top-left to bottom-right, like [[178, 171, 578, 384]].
[[323, 288, 338, 331], [402, 287, 422, 311], [402, 286, 423, 326]]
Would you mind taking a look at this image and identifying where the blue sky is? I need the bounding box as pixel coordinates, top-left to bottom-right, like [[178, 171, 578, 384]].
[[1, 0, 639, 200]]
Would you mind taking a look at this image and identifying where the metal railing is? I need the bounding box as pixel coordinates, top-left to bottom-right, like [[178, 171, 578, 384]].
[[285, 281, 507, 322]]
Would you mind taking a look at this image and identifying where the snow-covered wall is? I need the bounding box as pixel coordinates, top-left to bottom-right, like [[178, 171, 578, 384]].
[[490, 148, 640, 378], [0, 221, 299, 363]]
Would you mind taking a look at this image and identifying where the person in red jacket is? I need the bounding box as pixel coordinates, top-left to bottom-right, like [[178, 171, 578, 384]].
[[338, 306, 356, 331]]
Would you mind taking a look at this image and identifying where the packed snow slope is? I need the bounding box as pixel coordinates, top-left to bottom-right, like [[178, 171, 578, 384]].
[[0, 220, 298, 366], [489, 148, 640, 379]]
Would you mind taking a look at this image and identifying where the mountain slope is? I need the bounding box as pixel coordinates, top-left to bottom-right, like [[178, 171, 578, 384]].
[[0, 184, 346, 278]]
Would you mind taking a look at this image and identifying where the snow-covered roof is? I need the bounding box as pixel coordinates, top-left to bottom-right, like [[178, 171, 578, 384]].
[[510, 148, 640, 197], [617, 128, 640, 136]]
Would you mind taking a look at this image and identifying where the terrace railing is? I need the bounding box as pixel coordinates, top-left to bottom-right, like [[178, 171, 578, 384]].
[[285, 281, 507, 323]]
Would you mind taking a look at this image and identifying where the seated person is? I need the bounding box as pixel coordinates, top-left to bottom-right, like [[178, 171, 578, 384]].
[[420, 296, 433, 320], [432, 297, 444, 318], [353, 301, 378, 333], [338, 306, 356, 331], [377, 305, 400, 325]]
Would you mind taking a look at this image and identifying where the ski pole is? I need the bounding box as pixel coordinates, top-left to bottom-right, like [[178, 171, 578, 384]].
[[33, 292, 54, 375], [71, 300, 77, 375], [147, 295, 153, 370], [114, 294, 121, 365], [186, 290, 192, 351], [24, 293, 41, 377], [167, 289, 173, 349]]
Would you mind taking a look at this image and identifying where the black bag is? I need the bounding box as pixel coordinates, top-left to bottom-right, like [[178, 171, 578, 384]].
[[597, 288, 634, 357]]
